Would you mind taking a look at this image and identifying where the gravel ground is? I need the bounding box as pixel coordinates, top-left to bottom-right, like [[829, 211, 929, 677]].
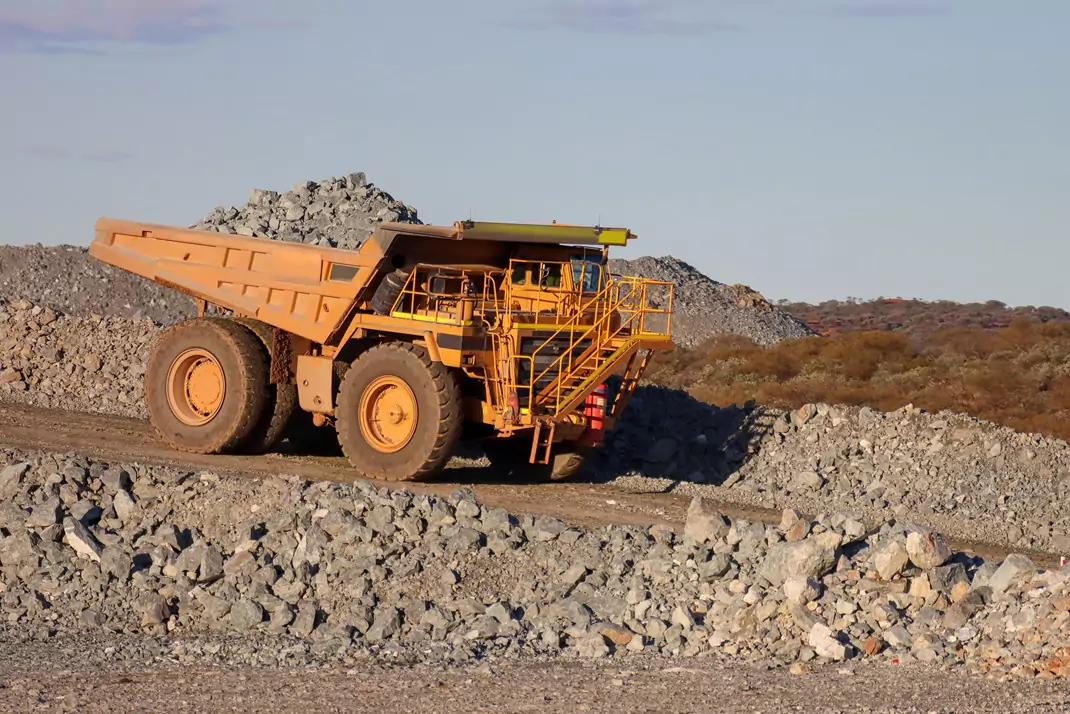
[[3, 445, 1070, 682], [596, 389, 1070, 557], [2, 631, 1068, 714], [5, 300, 1070, 559]]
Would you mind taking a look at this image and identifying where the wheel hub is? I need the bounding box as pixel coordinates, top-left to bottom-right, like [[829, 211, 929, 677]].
[[359, 375, 418, 453], [166, 348, 225, 426]]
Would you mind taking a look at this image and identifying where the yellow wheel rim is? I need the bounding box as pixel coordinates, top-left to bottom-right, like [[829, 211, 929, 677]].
[[166, 348, 225, 426], [359, 375, 418, 453]]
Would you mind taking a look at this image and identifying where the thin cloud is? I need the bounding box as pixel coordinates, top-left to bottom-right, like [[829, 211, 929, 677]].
[[506, 1, 742, 36], [0, 0, 234, 54], [23, 145, 134, 163], [819, 1, 950, 18]]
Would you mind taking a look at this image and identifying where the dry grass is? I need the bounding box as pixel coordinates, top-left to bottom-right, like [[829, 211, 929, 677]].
[[647, 321, 1070, 440]]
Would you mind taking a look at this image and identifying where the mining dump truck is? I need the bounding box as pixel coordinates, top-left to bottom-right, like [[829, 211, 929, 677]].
[[89, 218, 674, 482]]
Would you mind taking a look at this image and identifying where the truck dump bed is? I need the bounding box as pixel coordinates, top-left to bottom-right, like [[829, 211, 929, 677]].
[[89, 218, 391, 343]]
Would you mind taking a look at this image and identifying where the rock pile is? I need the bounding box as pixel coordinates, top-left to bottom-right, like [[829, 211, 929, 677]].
[[0, 300, 157, 419], [190, 173, 421, 250], [0, 245, 195, 326], [0, 170, 420, 325], [600, 390, 1070, 556], [609, 256, 815, 347], [0, 446, 1068, 676]]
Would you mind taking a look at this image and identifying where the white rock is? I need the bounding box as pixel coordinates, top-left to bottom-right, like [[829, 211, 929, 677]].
[[808, 623, 846, 661], [63, 517, 102, 563], [783, 576, 822, 605], [906, 531, 951, 570]]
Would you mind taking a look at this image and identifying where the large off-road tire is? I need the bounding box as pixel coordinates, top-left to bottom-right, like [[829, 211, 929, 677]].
[[146, 317, 269, 454], [336, 342, 461, 481], [230, 318, 298, 455], [484, 438, 589, 482]]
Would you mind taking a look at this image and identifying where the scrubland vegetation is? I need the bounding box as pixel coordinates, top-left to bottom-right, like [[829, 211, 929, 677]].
[[647, 321, 1070, 440]]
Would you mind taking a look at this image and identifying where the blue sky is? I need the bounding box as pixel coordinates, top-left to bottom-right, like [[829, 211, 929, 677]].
[[1, 0, 1068, 308]]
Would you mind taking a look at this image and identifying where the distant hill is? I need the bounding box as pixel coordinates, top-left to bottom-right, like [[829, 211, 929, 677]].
[[778, 298, 1070, 337]]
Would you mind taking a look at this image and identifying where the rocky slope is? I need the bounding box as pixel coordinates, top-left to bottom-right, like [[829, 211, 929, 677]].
[[0, 446, 1068, 678], [610, 256, 815, 347], [0, 300, 156, 419], [598, 392, 1070, 555], [0, 245, 195, 326]]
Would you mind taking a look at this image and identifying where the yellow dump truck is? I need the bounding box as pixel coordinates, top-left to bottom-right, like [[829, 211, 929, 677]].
[[89, 218, 674, 482]]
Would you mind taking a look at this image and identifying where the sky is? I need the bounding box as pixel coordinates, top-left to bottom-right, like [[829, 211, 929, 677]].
[[1, 0, 1068, 308]]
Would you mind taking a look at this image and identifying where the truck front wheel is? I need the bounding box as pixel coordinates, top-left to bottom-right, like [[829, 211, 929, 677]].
[[146, 318, 269, 454], [335, 342, 461, 481]]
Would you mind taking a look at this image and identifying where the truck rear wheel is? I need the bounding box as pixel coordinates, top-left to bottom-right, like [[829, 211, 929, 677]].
[[336, 342, 461, 481], [484, 439, 589, 482], [230, 318, 298, 455], [146, 318, 269, 454]]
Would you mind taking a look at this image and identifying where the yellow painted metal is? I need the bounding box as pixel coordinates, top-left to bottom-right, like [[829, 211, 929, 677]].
[[389, 311, 474, 327], [359, 375, 419, 453], [89, 217, 391, 345], [456, 221, 634, 247], [166, 348, 225, 426], [296, 355, 334, 413], [501, 263, 674, 420]]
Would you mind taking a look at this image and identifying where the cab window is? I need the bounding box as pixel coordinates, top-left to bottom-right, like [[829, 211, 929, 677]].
[[538, 264, 562, 288], [510, 264, 528, 286], [571, 255, 603, 294]]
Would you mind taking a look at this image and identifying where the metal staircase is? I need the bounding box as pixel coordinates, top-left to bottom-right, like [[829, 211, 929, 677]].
[[513, 275, 672, 419]]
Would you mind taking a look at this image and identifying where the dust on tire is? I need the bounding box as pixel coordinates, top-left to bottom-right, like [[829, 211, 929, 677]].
[[230, 317, 298, 455], [145, 317, 269, 455], [336, 341, 461, 481]]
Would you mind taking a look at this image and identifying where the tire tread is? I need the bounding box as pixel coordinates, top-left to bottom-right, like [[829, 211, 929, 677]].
[[145, 317, 269, 454], [336, 341, 461, 482]]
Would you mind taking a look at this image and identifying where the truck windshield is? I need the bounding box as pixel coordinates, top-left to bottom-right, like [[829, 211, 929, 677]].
[[571, 256, 603, 294]]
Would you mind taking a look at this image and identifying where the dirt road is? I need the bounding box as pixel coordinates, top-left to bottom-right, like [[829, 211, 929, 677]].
[[0, 404, 1055, 567], [0, 404, 745, 531]]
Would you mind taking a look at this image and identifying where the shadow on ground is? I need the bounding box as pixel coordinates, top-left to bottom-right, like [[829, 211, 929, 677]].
[[274, 385, 772, 490], [578, 385, 772, 489]]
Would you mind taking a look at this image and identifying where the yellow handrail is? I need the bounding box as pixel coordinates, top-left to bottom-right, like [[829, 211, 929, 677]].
[[513, 273, 673, 415]]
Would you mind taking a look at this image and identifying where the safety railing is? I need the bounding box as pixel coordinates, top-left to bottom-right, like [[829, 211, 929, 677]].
[[383, 259, 673, 425], [389, 264, 505, 327], [613, 276, 674, 337], [510, 270, 673, 416]]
